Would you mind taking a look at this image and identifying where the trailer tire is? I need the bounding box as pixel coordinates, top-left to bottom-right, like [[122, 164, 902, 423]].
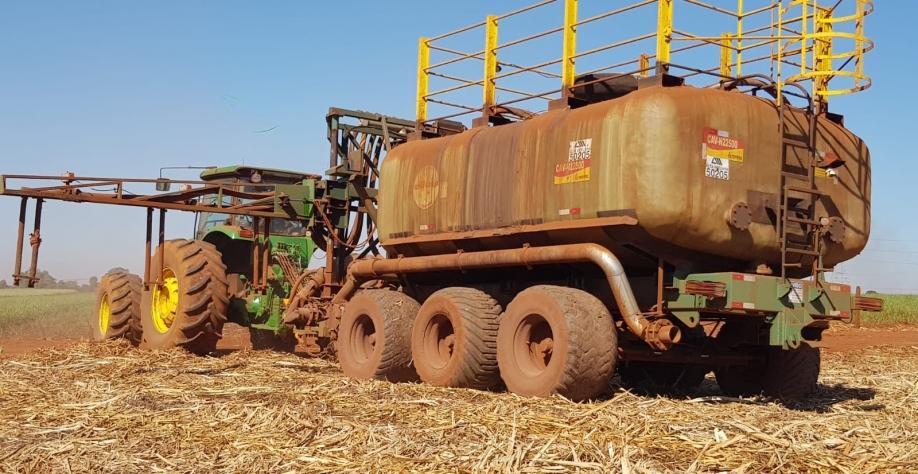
[[620, 362, 708, 394], [141, 239, 229, 355], [716, 344, 820, 399], [337, 290, 419, 382], [411, 287, 501, 390], [93, 272, 142, 345], [497, 285, 617, 402], [762, 344, 820, 399]]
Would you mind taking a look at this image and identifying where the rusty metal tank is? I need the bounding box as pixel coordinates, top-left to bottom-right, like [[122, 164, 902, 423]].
[[377, 84, 871, 276]]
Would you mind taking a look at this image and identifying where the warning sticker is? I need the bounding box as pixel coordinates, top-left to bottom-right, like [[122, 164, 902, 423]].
[[788, 280, 805, 304], [815, 151, 839, 179], [703, 128, 744, 163], [705, 156, 730, 180], [555, 139, 592, 184]]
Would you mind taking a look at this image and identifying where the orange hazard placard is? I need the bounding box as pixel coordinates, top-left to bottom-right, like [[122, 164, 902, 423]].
[[703, 128, 744, 163]]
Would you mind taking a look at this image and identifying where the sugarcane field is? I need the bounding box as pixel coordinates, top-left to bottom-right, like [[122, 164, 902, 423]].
[[1, 1, 916, 473]]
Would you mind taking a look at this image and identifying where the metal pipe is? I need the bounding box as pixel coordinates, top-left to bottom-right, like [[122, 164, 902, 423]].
[[262, 217, 271, 289], [27, 198, 43, 287], [13, 197, 26, 286], [252, 217, 261, 291], [157, 209, 165, 284], [335, 243, 681, 350], [144, 208, 152, 288]]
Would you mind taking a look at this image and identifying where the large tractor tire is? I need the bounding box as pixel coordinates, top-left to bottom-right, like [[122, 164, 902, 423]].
[[497, 285, 617, 402], [337, 289, 419, 382], [92, 272, 142, 344], [140, 239, 229, 355], [411, 287, 501, 390], [715, 344, 820, 399], [620, 362, 708, 394]]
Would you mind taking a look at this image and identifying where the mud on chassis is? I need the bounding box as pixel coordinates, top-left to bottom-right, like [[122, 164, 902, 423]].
[[327, 239, 883, 402]]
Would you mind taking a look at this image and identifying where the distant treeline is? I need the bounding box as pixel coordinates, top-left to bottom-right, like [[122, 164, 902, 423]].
[[0, 267, 130, 292]]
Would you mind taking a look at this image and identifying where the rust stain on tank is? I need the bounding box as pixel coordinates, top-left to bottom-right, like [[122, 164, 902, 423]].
[[377, 85, 870, 275]]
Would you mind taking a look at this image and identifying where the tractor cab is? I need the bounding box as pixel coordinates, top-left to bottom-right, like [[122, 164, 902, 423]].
[[195, 165, 319, 240], [191, 165, 320, 332]]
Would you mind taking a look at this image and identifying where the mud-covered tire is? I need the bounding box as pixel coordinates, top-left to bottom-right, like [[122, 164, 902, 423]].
[[140, 239, 229, 355], [92, 272, 142, 344], [620, 362, 708, 394], [762, 344, 820, 399], [250, 328, 297, 353], [411, 287, 501, 390], [497, 285, 617, 402], [716, 344, 820, 399], [337, 290, 419, 382], [197, 240, 231, 337]]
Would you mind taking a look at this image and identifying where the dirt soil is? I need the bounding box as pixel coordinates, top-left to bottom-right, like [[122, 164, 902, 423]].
[[1, 336, 916, 472], [820, 324, 918, 352], [3, 323, 916, 357]]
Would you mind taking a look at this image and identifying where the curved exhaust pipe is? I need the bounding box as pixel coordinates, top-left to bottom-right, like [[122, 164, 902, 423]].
[[335, 243, 680, 350]]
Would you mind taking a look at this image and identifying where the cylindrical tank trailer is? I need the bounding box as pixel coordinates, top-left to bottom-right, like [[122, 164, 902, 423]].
[[331, 79, 879, 402], [377, 85, 870, 277]]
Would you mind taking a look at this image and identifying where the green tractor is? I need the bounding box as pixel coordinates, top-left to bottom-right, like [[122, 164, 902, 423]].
[[194, 165, 318, 352], [94, 165, 320, 354], [3, 108, 415, 355]]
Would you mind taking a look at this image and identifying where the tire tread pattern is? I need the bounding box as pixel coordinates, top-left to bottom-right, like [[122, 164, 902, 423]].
[[543, 286, 617, 402], [98, 272, 143, 345], [144, 239, 228, 355], [418, 287, 501, 390]]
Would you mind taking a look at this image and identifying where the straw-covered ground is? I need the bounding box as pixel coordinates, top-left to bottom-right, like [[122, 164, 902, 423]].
[[0, 341, 915, 473]]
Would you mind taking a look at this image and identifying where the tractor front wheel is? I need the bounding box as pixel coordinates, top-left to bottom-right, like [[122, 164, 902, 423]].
[[140, 239, 229, 355], [92, 272, 142, 344]]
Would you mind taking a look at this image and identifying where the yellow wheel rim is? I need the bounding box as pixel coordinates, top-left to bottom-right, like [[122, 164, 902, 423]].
[[151, 268, 179, 334], [98, 293, 111, 336]]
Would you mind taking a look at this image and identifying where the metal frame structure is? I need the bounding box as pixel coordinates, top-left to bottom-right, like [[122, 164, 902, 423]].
[[0, 108, 415, 292], [414, 0, 873, 127]]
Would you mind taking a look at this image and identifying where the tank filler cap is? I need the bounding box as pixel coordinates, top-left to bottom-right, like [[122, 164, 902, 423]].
[[727, 202, 753, 231], [823, 216, 846, 244]]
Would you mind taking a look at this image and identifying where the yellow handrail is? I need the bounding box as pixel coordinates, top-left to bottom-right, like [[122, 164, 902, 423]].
[[414, 0, 873, 125]]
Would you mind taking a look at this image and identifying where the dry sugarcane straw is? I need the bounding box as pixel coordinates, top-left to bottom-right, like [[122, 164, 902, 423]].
[[0, 339, 916, 473]]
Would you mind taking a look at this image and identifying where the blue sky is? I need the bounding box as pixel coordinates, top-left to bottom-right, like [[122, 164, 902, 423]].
[[0, 1, 915, 293]]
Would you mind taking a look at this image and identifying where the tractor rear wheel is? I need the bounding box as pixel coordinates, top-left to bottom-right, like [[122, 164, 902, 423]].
[[140, 239, 229, 355], [337, 290, 419, 381], [411, 287, 501, 390], [497, 285, 617, 402], [92, 272, 142, 345]]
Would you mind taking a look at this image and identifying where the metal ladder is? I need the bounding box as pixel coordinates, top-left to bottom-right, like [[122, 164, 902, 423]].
[[778, 102, 824, 278]]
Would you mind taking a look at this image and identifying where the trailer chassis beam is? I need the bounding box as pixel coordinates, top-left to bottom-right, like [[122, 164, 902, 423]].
[[335, 243, 682, 351]]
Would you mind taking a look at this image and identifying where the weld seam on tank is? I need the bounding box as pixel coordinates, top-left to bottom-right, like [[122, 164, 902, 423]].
[[335, 243, 680, 350]]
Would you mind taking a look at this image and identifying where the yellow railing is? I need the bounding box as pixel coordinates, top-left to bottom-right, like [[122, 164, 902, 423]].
[[416, 0, 873, 124]]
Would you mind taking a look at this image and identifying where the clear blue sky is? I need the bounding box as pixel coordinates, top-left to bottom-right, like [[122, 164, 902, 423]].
[[0, 1, 915, 293]]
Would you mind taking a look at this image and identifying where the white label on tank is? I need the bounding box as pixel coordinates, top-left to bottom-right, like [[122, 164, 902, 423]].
[[569, 138, 592, 161], [789, 280, 804, 304], [704, 156, 730, 180]]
